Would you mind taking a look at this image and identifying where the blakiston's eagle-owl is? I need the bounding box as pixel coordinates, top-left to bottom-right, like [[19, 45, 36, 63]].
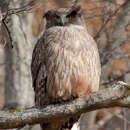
[[31, 6, 101, 129]]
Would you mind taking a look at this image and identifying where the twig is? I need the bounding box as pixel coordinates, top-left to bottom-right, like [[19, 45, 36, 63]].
[[2, 19, 13, 48], [101, 70, 130, 85], [0, 0, 42, 48], [0, 0, 13, 48], [96, 109, 121, 128], [107, 109, 130, 124], [101, 41, 127, 66], [8, 0, 42, 15], [94, 1, 127, 40]]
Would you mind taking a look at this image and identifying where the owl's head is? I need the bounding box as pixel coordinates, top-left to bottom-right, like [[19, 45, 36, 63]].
[[44, 6, 85, 29]]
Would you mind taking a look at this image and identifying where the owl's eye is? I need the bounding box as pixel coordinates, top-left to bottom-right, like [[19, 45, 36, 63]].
[[54, 15, 59, 20], [66, 15, 72, 20]]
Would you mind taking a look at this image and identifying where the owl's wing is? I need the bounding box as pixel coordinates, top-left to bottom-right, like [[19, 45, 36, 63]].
[[31, 36, 47, 92]]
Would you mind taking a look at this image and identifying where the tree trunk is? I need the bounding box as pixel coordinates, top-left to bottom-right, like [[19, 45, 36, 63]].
[[3, 0, 35, 109]]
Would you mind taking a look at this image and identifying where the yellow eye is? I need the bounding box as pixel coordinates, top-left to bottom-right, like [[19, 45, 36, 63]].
[[67, 16, 72, 20], [54, 15, 59, 20]]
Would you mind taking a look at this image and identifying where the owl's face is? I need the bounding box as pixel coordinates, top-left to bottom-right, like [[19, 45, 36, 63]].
[[44, 6, 85, 29]]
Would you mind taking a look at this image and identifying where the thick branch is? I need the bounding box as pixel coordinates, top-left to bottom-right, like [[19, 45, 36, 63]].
[[0, 81, 130, 129]]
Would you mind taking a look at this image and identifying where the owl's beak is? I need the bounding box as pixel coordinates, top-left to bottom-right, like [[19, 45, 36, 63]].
[[60, 17, 67, 26]]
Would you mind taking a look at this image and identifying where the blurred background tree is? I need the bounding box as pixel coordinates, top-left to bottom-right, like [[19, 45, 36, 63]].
[[0, 0, 130, 130]]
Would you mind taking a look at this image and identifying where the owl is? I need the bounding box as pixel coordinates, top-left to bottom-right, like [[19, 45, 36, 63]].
[[31, 5, 101, 130]]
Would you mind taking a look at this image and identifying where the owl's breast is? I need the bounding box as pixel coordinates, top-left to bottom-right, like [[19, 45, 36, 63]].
[[45, 26, 88, 52], [43, 25, 101, 101]]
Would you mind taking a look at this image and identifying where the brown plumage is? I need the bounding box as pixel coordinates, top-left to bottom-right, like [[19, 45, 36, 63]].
[[31, 5, 101, 130]]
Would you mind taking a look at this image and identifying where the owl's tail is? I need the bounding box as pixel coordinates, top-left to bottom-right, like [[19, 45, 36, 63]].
[[41, 121, 64, 130], [41, 116, 79, 130]]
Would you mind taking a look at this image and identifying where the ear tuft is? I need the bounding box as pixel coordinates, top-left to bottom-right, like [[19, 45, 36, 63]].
[[43, 11, 49, 19], [43, 10, 54, 19], [71, 5, 81, 13]]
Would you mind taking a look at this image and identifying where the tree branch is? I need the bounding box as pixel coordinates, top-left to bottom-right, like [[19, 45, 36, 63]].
[[0, 81, 130, 129]]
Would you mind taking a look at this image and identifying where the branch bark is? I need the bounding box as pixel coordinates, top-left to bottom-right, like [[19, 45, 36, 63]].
[[0, 81, 130, 129]]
